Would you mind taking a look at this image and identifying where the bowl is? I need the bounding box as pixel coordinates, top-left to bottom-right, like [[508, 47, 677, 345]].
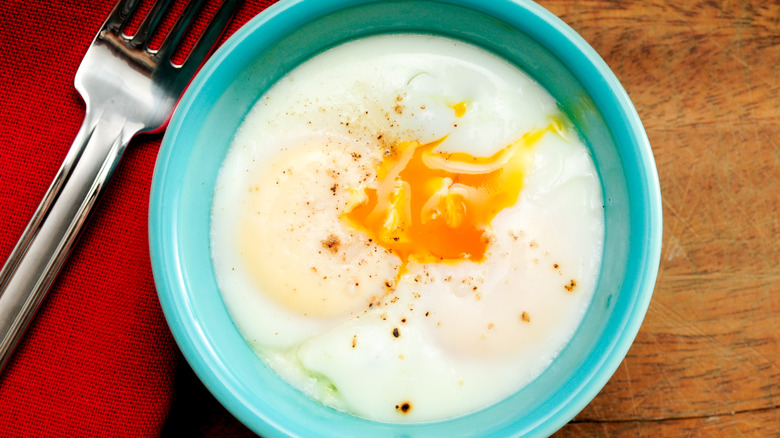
[[149, 0, 662, 436]]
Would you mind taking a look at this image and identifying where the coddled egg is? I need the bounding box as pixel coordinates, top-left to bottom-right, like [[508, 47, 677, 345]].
[[210, 34, 604, 422]]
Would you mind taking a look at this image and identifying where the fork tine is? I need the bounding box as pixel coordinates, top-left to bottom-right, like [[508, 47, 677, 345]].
[[103, 0, 142, 33], [129, 0, 175, 49], [155, 0, 208, 60], [175, 0, 243, 72]]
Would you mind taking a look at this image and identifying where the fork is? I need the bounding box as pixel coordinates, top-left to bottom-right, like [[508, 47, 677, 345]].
[[0, 0, 242, 373]]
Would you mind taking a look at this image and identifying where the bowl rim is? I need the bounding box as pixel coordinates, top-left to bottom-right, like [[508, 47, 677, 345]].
[[149, 0, 662, 436]]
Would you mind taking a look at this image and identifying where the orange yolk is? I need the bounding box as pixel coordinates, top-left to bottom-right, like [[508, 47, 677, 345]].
[[448, 101, 468, 117], [343, 117, 564, 269]]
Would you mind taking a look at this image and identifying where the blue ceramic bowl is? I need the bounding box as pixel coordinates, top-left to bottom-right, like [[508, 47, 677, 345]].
[[149, 0, 662, 436]]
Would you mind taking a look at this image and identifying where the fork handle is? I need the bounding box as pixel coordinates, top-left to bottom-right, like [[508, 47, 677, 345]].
[[0, 113, 135, 372]]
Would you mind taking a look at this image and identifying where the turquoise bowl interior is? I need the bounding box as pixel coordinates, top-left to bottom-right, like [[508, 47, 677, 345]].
[[149, 0, 662, 436]]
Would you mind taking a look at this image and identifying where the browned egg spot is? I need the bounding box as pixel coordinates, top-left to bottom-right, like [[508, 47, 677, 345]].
[[321, 234, 340, 253], [395, 401, 412, 413]]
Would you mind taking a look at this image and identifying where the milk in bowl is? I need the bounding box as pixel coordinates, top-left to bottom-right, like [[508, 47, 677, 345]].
[[210, 34, 604, 423]]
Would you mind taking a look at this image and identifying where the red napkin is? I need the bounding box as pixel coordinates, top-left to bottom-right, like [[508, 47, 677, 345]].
[[0, 1, 274, 436]]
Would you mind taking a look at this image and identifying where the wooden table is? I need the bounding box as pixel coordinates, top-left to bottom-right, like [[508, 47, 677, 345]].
[[537, 1, 780, 436]]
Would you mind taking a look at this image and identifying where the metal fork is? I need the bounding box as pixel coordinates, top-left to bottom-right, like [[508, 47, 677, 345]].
[[0, 0, 242, 373]]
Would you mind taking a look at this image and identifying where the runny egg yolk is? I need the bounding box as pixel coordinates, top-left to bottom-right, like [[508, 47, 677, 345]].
[[343, 116, 565, 270], [448, 101, 468, 118]]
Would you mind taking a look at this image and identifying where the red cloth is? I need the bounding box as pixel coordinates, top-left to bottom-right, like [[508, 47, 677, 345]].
[[0, 1, 275, 436]]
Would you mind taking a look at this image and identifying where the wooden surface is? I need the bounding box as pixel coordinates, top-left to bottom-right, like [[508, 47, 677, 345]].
[[537, 0, 780, 436]]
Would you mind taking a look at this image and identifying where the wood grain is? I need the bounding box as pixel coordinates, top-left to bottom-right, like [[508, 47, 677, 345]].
[[536, 0, 780, 436], [558, 407, 780, 437]]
